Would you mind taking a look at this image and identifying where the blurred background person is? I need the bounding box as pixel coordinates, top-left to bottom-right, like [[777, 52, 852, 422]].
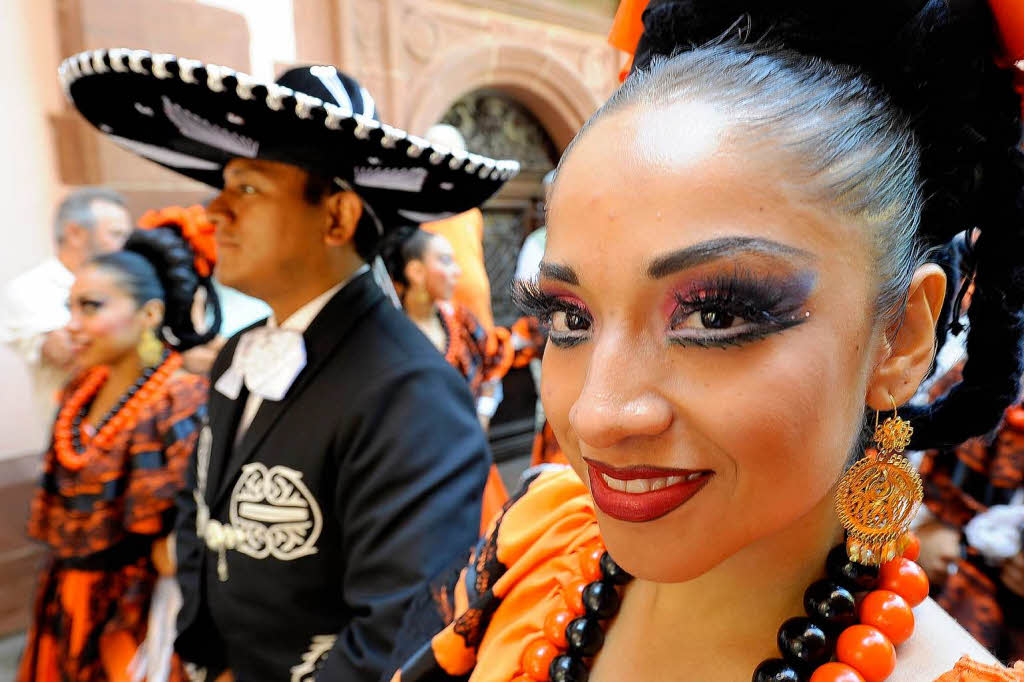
[[382, 226, 512, 530], [17, 219, 219, 682], [421, 124, 495, 330], [1, 188, 132, 442]]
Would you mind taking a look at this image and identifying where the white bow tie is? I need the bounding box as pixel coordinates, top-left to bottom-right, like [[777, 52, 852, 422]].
[[214, 326, 307, 401]]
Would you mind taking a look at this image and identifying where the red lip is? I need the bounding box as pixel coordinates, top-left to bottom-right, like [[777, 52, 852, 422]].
[[585, 458, 713, 523]]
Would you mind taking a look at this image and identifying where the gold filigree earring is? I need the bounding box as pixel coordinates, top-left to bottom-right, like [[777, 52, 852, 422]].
[[137, 328, 164, 366], [835, 396, 923, 566]]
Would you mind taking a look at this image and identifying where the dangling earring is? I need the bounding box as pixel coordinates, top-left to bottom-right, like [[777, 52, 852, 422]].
[[138, 328, 164, 366], [835, 395, 923, 565]]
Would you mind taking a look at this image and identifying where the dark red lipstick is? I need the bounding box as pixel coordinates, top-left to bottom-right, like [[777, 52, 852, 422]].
[[585, 458, 713, 523]]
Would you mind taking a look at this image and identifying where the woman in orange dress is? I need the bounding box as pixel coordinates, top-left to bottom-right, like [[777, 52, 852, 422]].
[[382, 226, 514, 531], [388, 0, 1024, 679], [17, 208, 220, 682]]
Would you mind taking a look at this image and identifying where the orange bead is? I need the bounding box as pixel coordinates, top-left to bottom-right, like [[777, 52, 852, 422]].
[[511, 676, 534, 682], [859, 590, 915, 645], [1005, 406, 1024, 430], [901, 533, 921, 562], [564, 579, 587, 615], [878, 557, 929, 607], [810, 662, 867, 682], [836, 625, 896, 682], [543, 609, 573, 648], [580, 545, 604, 583], [521, 638, 558, 680]]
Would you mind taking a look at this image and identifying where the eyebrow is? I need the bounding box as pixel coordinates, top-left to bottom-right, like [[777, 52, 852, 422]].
[[538, 236, 814, 287], [538, 262, 579, 285], [646, 236, 815, 279]]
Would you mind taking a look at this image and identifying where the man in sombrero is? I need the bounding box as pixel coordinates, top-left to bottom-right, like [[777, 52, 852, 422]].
[[58, 50, 519, 681]]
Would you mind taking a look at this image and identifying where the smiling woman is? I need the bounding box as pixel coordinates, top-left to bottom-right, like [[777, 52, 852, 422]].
[[18, 212, 220, 682], [388, 1, 1024, 681]]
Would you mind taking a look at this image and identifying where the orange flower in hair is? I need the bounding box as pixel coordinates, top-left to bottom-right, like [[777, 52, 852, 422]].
[[137, 204, 217, 277]]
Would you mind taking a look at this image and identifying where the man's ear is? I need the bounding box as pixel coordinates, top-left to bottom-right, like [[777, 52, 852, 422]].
[[63, 222, 89, 249], [324, 191, 363, 247], [404, 259, 426, 289], [866, 263, 947, 409]]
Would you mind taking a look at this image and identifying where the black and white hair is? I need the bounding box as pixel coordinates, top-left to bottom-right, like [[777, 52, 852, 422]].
[[567, 0, 1024, 450], [54, 186, 126, 243]]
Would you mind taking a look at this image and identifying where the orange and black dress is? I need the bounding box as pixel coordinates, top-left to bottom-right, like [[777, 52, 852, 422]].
[[919, 361, 1024, 663], [17, 369, 207, 682], [437, 301, 515, 532]]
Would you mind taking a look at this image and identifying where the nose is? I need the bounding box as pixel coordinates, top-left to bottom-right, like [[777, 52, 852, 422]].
[[65, 311, 81, 334], [206, 191, 232, 230], [567, 333, 673, 449]]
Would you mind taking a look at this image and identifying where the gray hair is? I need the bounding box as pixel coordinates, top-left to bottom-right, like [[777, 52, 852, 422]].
[[566, 41, 928, 324], [54, 186, 126, 243]]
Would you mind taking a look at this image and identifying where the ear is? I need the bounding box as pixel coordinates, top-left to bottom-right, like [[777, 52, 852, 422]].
[[323, 191, 363, 247], [63, 222, 88, 248], [404, 259, 426, 289], [140, 298, 165, 330], [866, 263, 947, 409]]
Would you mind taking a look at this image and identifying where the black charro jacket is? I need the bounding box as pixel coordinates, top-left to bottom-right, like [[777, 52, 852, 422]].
[[174, 271, 488, 681]]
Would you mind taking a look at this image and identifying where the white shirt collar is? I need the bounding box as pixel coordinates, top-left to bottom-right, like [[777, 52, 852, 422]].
[[267, 264, 370, 332]]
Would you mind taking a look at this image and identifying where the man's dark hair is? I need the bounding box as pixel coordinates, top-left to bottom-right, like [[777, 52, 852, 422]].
[[55, 186, 126, 243]]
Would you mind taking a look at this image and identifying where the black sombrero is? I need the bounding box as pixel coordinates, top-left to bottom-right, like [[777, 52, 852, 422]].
[[57, 49, 520, 229]]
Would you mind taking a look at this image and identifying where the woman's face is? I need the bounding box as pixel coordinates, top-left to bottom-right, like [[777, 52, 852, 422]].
[[538, 101, 886, 582], [419, 234, 461, 303], [66, 265, 150, 372]]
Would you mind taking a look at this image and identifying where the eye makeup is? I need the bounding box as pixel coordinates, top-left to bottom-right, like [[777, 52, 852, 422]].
[[512, 265, 815, 351], [666, 268, 816, 348], [512, 280, 592, 348]]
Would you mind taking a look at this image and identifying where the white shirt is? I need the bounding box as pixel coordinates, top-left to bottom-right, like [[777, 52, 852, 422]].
[[235, 266, 368, 441], [0, 258, 75, 432]]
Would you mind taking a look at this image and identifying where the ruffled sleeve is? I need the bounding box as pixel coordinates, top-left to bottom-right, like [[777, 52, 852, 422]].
[[122, 372, 207, 535], [393, 466, 598, 682], [934, 657, 1024, 681]]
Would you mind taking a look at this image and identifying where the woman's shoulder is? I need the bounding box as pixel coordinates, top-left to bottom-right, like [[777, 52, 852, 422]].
[[146, 369, 208, 424], [893, 598, 1020, 681]]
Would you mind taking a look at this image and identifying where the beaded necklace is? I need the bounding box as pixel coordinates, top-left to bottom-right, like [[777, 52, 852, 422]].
[[519, 534, 927, 682], [53, 350, 182, 471]]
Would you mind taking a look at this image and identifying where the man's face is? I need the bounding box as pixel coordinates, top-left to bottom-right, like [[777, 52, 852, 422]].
[[206, 159, 332, 299], [88, 200, 132, 254]]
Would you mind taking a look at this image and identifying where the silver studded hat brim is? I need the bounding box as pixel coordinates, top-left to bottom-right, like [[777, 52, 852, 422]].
[[58, 49, 521, 226]]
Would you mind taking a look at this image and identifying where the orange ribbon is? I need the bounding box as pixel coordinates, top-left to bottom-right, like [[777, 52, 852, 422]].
[[608, 0, 650, 81], [137, 204, 217, 277]]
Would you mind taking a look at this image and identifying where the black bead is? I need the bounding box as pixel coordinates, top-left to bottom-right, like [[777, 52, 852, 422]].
[[752, 658, 801, 682], [598, 552, 632, 585], [803, 579, 857, 633], [582, 581, 620, 620], [565, 617, 604, 658], [549, 655, 588, 682], [777, 616, 831, 670], [825, 544, 879, 591]]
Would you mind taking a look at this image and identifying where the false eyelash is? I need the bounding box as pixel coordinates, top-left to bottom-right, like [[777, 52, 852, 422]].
[[512, 279, 581, 322]]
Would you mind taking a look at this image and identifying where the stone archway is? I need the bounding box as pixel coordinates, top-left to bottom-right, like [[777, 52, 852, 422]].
[[404, 42, 602, 153]]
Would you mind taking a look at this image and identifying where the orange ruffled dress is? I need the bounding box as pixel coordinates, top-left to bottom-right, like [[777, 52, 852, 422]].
[[18, 372, 206, 682], [391, 467, 1023, 682]]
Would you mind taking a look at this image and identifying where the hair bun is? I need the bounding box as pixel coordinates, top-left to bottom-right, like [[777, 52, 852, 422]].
[[635, 0, 1017, 248]]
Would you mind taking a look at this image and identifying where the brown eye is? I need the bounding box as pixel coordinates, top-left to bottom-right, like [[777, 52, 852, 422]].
[[700, 310, 734, 329], [551, 310, 589, 332]]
